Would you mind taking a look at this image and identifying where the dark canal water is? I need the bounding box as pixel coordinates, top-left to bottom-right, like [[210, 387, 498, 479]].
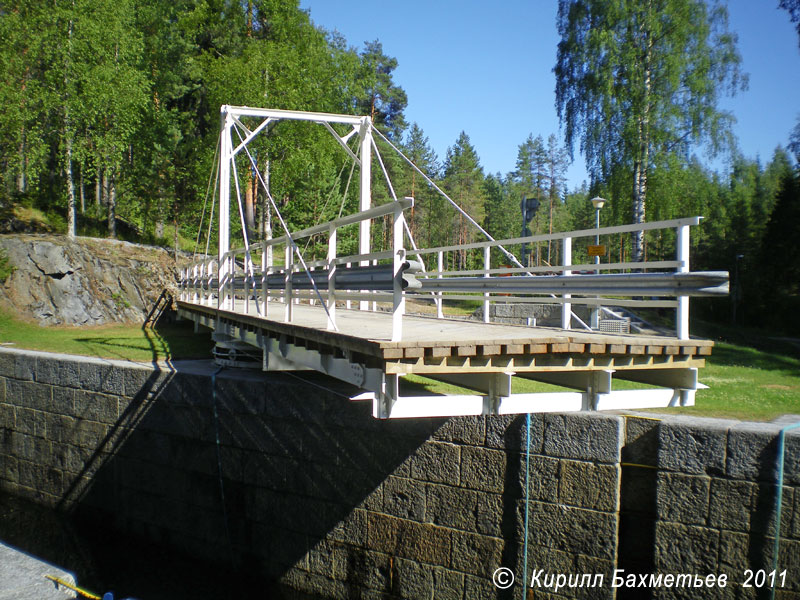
[[0, 490, 320, 600]]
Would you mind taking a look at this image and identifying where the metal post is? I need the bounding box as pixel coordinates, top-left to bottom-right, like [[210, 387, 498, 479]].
[[436, 251, 444, 319], [327, 224, 337, 330], [218, 108, 231, 311], [262, 241, 268, 317], [562, 236, 572, 329], [244, 251, 250, 315], [359, 117, 372, 311], [284, 244, 293, 322], [483, 246, 490, 323], [591, 204, 601, 329], [391, 200, 408, 342], [676, 224, 690, 339], [346, 262, 352, 309]]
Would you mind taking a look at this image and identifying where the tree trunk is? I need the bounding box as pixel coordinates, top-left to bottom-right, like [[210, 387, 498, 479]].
[[64, 9, 76, 238], [173, 198, 179, 261], [262, 157, 272, 267], [632, 2, 653, 264], [245, 169, 255, 238], [65, 135, 76, 238], [95, 169, 101, 207], [107, 166, 116, 238], [79, 168, 85, 213], [17, 131, 26, 193]]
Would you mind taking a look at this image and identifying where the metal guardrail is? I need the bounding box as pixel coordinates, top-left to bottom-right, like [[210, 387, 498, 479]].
[[179, 206, 726, 341]]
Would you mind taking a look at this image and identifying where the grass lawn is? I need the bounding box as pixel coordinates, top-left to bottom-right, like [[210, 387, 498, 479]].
[[1, 307, 797, 421], [0, 309, 214, 363]]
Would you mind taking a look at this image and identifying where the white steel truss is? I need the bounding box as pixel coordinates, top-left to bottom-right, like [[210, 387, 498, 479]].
[[179, 105, 727, 419]]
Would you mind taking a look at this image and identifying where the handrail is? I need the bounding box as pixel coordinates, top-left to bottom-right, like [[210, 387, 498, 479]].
[[180, 212, 712, 341], [413, 216, 702, 255]]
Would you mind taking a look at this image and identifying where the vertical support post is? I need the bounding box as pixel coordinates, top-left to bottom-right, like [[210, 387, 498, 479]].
[[284, 244, 293, 322], [346, 262, 352, 309], [244, 251, 250, 315], [327, 224, 337, 331], [229, 253, 235, 312], [436, 251, 444, 318], [676, 224, 690, 340], [218, 107, 231, 311], [483, 245, 490, 323], [262, 241, 268, 317], [192, 264, 198, 303], [391, 199, 410, 342], [561, 236, 572, 329], [359, 117, 372, 310]]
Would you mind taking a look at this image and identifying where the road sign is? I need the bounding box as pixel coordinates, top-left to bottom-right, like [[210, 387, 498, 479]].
[[588, 245, 606, 257]]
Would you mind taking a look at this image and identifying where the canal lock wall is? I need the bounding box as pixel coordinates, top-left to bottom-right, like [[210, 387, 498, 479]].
[[0, 347, 799, 599]]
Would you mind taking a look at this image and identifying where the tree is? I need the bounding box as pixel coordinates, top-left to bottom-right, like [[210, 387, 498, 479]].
[[442, 132, 485, 268], [555, 0, 747, 261], [400, 123, 439, 245], [358, 40, 408, 140], [779, 0, 800, 47], [482, 173, 517, 259]]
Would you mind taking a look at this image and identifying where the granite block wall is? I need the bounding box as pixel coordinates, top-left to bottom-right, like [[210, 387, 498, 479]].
[[1, 347, 798, 599]]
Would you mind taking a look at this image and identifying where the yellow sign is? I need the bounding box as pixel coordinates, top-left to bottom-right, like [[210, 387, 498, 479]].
[[587, 245, 606, 257]]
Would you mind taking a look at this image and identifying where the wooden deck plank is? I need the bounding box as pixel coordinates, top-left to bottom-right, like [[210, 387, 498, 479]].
[[177, 300, 714, 372]]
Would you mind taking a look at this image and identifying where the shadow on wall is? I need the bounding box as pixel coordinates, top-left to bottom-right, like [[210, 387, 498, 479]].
[[52, 362, 521, 598]]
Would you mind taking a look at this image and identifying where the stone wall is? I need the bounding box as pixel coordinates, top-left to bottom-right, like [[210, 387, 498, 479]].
[[1, 347, 798, 599]]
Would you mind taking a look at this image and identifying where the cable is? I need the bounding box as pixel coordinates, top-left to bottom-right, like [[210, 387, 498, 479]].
[[770, 420, 800, 600], [522, 413, 532, 598], [194, 133, 220, 261], [233, 125, 338, 331], [211, 366, 236, 568]]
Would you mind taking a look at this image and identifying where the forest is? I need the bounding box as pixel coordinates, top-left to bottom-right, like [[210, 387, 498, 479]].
[[0, 0, 798, 332]]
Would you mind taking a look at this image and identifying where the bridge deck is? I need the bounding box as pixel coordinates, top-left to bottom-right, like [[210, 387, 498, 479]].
[[177, 299, 711, 375]]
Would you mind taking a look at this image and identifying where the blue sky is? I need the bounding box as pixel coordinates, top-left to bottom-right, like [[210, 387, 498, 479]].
[[298, 0, 800, 190]]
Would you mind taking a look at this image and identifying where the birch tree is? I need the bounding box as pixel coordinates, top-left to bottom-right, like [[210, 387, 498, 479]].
[[554, 0, 746, 261]]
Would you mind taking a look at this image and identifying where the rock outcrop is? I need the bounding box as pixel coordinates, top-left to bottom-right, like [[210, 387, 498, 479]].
[[0, 234, 179, 326]]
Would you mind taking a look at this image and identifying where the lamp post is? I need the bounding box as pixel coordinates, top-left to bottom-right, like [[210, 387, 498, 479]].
[[590, 196, 606, 328]]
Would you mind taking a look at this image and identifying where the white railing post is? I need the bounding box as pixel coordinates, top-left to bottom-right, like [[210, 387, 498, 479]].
[[327, 224, 337, 330], [262, 241, 268, 317], [391, 200, 408, 342], [561, 236, 572, 329], [359, 117, 372, 311], [192, 264, 198, 303], [346, 262, 352, 310], [483, 246, 490, 323], [244, 251, 250, 315], [436, 251, 444, 319], [229, 253, 235, 311], [676, 224, 690, 339], [284, 245, 293, 322], [372, 259, 378, 312]]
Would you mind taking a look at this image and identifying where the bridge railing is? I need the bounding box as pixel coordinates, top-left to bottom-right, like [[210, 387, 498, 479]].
[[180, 211, 723, 341], [181, 197, 413, 341], [407, 216, 705, 339]]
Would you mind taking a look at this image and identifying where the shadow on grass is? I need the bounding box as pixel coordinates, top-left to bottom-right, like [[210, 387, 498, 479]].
[[72, 321, 214, 362]]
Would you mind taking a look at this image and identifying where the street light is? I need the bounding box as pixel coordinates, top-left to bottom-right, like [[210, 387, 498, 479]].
[[590, 196, 607, 329], [590, 196, 606, 258]]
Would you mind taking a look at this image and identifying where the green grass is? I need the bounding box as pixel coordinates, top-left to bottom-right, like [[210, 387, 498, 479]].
[[0, 309, 214, 362], [651, 341, 800, 421]]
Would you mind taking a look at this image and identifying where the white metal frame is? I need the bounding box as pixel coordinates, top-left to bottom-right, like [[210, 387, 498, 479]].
[[176, 106, 727, 419]]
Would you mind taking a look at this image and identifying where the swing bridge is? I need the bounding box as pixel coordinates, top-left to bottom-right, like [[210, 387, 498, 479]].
[[176, 106, 728, 419]]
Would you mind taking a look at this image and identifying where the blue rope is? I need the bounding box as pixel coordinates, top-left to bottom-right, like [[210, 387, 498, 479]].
[[770, 420, 800, 600], [522, 413, 532, 598]]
